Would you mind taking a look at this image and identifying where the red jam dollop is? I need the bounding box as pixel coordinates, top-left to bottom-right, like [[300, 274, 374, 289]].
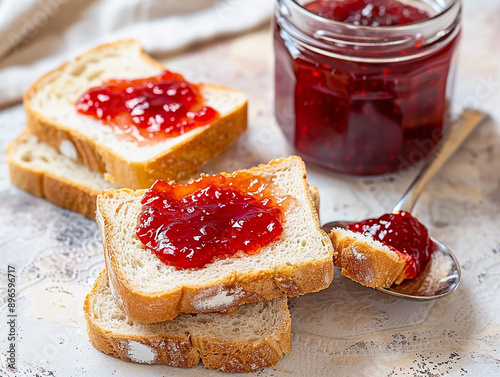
[[304, 0, 429, 26], [274, 0, 460, 175], [347, 211, 434, 279], [76, 70, 218, 146], [136, 174, 293, 269]]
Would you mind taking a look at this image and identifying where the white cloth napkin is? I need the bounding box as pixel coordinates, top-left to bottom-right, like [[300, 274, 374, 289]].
[[0, 0, 273, 108]]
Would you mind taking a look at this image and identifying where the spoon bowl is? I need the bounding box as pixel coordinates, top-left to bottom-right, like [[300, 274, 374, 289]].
[[322, 221, 461, 301]]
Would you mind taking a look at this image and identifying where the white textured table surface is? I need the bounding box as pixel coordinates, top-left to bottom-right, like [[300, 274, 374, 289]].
[[1, 1, 500, 376]]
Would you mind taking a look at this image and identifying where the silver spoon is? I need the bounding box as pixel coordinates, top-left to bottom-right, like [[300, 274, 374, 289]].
[[322, 108, 487, 301]]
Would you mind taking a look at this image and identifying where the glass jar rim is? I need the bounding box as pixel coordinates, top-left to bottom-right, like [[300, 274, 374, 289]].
[[276, 0, 462, 62], [286, 0, 460, 31]]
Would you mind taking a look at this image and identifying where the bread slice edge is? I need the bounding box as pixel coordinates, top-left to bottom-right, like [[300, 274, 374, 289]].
[[84, 270, 292, 373], [329, 227, 408, 288], [6, 131, 118, 218]]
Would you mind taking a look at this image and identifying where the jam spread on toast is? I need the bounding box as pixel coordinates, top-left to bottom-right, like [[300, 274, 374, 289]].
[[347, 211, 434, 279], [304, 0, 429, 26], [76, 70, 218, 145], [137, 174, 293, 269]]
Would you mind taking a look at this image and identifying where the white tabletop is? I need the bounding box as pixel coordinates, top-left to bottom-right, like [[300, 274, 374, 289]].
[[1, 1, 500, 376]]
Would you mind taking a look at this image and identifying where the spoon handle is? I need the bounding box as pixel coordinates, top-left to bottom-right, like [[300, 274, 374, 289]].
[[392, 108, 487, 213]]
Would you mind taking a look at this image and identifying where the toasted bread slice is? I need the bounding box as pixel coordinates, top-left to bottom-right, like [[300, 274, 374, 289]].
[[97, 156, 334, 323], [6, 131, 118, 218], [84, 270, 291, 373], [329, 227, 408, 288], [24, 40, 247, 189]]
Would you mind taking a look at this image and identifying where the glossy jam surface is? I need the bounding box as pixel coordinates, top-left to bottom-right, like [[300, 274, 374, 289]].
[[137, 174, 293, 269], [76, 71, 218, 145], [274, 0, 460, 175], [347, 211, 434, 279], [304, 0, 429, 26]]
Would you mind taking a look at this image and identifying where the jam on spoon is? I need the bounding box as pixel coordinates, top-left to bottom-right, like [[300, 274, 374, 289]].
[[136, 174, 294, 269], [347, 211, 434, 279], [76, 70, 219, 146]]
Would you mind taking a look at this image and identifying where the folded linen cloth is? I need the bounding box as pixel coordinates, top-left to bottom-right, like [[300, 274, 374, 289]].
[[0, 0, 273, 108]]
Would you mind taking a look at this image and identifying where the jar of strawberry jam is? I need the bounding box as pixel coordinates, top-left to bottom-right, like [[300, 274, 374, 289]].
[[274, 0, 461, 175]]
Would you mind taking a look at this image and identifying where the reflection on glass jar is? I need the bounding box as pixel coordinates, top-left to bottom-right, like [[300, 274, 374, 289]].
[[274, 0, 462, 175]]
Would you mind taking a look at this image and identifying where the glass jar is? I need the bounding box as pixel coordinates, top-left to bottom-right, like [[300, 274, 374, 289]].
[[274, 0, 462, 175]]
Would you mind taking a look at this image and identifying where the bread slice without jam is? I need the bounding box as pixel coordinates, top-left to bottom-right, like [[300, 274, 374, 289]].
[[7, 132, 320, 220], [24, 39, 247, 189], [97, 156, 334, 323], [329, 227, 408, 288], [7, 131, 118, 218], [84, 270, 291, 373]]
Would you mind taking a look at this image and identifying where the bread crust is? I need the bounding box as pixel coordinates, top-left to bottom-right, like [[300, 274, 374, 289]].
[[329, 228, 408, 288], [84, 270, 291, 373], [97, 156, 334, 323], [6, 132, 102, 218], [309, 184, 320, 214], [24, 40, 248, 189]]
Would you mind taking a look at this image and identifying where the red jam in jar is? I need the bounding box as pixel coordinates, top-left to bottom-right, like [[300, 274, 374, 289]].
[[136, 174, 294, 269], [304, 0, 429, 26], [274, 0, 462, 174], [347, 211, 434, 279], [76, 70, 218, 146]]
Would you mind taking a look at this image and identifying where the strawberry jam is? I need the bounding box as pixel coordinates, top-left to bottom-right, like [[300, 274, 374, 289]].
[[136, 174, 293, 269], [304, 0, 429, 26], [274, 0, 461, 175], [347, 211, 434, 279], [76, 70, 218, 146]]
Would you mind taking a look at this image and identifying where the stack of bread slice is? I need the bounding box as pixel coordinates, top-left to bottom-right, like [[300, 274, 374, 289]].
[[7, 40, 248, 217], [6, 41, 335, 372], [87, 156, 334, 372]]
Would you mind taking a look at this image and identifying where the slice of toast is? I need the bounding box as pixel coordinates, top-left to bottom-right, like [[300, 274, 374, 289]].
[[6, 132, 118, 218], [329, 227, 408, 288], [84, 270, 291, 373], [24, 40, 247, 189], [97, 156, 334, 323]]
